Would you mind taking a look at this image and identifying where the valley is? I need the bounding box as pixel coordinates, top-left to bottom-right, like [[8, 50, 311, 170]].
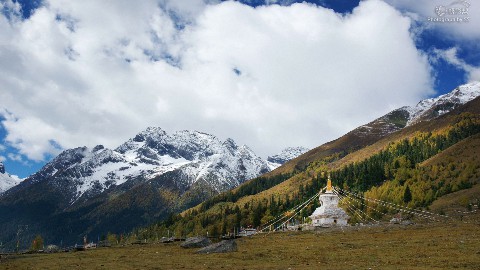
[[1, 82, 479, 258], [2, 1, 480, 269]]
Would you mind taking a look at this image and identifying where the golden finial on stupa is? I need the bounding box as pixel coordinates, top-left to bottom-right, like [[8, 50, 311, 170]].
[[326, 173, 332, 193]]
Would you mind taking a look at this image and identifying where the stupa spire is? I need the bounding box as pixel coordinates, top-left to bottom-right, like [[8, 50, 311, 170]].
[[326, 174, 333, 193]]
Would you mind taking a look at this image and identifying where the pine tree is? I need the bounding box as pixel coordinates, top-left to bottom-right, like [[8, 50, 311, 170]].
[[403, 185, 412, 204], [252, 204, 262, 227]]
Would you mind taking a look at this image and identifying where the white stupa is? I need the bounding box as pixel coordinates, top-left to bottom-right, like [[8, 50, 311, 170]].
[[310, 177, 349, 227]]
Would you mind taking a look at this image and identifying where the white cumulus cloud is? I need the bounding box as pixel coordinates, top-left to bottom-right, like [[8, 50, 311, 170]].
[[0, 0, 433, 161], [431, 47, 480, 81]]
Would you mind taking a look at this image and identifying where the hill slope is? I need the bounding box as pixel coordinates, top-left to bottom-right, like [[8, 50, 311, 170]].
[[271, 81, 480, 176]]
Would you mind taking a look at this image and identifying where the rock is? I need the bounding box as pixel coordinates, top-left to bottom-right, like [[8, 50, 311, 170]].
[[92, 145, 105, 152], [401, 220, 414, 225], [390, 217, 401, 224], [181, 236, 211, 248], [45, 245, 59, 253], [160, 237, 175, 243], [196, 239, 238, 254]]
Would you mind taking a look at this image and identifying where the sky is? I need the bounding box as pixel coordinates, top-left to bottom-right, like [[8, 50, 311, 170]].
[[0, 0, 479, 178]]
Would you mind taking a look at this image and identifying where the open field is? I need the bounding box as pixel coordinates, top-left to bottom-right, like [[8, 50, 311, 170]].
[[1, 219, 479, 270]]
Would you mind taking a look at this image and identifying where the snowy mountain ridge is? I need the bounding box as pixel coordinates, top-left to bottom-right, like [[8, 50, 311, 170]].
[[22, 127, 276, 202], [406, 81, 480, 126], [354, 81, 480, 138]]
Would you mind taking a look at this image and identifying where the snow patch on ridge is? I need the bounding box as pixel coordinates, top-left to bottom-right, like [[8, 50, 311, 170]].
[[267, 146, 309, 167]]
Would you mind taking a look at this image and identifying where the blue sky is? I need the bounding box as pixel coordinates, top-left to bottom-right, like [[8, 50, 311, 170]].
[[1, 0, 479, 178]]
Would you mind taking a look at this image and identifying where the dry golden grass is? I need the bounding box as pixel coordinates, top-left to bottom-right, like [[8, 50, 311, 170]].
[[2, 219, 479, 270]]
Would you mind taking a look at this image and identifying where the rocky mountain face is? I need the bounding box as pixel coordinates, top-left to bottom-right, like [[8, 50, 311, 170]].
[[0, 162, 22, 194], [0, 128, 306, 249]]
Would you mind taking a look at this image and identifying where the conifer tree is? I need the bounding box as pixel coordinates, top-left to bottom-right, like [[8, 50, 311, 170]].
[[403, 185, 412, 204]]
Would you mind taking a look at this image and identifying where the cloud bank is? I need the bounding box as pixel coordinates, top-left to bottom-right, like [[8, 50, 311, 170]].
[[0, 0, 432, 162]]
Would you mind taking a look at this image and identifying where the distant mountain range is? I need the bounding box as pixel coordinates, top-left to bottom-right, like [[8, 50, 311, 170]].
[[17, 127, 273, 203]]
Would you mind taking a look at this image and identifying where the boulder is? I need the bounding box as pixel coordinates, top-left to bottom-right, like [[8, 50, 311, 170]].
[[196, 240, 238, 254], [181, 236, 211, 248], [45, 245, 59, 253], [160, 237, 175, 243], [401, 220, 414, 225]]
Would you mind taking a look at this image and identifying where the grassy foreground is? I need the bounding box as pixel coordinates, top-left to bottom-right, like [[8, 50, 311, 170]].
[[1, 220, 479, 270]]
